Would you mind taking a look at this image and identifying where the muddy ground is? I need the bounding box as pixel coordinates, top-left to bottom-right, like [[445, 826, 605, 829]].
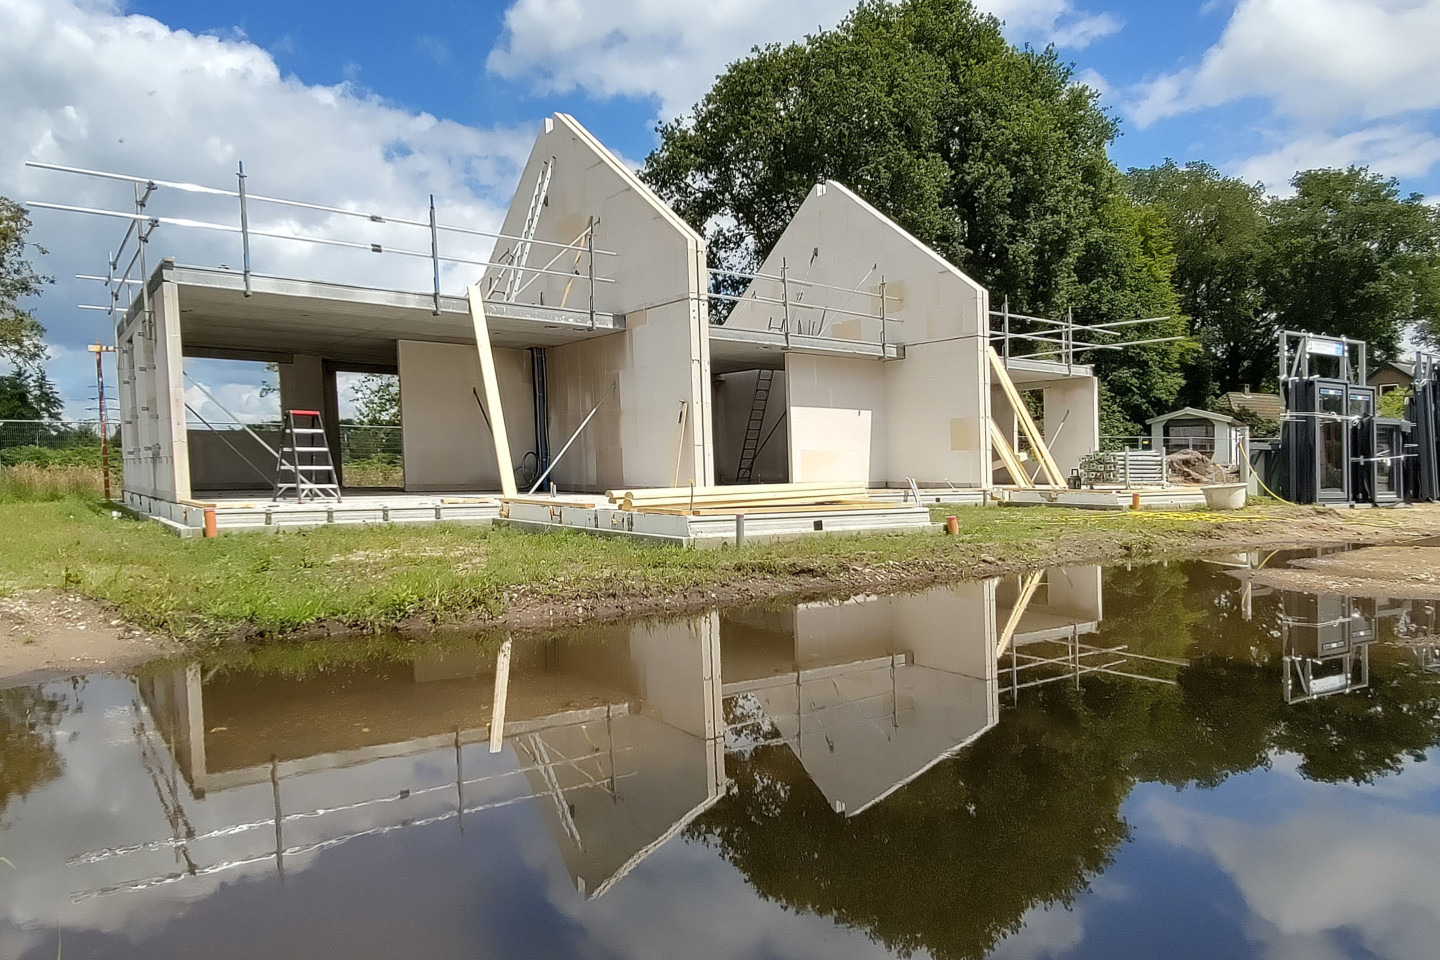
[[1235, 542, 1440, 600], [489, 509, 1440, 637], [0, 591, 174, 685]]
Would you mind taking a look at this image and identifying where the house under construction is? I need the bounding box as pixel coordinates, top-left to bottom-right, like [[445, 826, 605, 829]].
[[28, 113, 1190, 539]]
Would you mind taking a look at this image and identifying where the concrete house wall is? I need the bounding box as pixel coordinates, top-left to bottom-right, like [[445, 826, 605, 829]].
[[398, 340, 538, 491], [724, 182, 991, 488], [480, 114, 715, 492]]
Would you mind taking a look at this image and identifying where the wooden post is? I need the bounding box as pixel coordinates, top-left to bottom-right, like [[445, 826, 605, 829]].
[[489, 639, 512, 754], [467, 286, 518, 498]]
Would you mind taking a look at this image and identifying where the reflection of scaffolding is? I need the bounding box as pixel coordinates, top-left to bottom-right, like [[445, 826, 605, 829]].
[[68, 707, 637, 903], [997, 631, 1182, 702]]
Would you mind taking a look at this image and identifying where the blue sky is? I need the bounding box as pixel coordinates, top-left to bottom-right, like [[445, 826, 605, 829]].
[[4, 0, 1440, 417]]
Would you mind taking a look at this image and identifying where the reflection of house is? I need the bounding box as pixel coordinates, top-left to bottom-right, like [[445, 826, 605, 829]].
[[134, 619, 725, 899], [1147, 407, 1248, 466], [87, 566, 1126, 905], [719, 581, 999, 815]]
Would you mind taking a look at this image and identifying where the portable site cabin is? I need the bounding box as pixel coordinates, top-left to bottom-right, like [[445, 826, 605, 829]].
[[64, 113, 1106, 533]]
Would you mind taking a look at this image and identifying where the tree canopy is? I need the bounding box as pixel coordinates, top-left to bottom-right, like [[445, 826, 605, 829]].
[[642, 0, 1188, 431], [0, 196, 58, 422], [1127, 163, 1440, 399]]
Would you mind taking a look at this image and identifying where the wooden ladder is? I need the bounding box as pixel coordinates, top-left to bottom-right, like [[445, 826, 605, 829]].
[[273, 409, 341, 502], [736, 369, 775, 483]]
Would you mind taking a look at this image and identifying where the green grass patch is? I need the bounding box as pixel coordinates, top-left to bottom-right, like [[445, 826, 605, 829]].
[[0, 490, 1301, 643]]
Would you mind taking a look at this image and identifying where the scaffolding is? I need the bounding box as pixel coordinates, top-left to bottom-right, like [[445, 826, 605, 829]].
[[989, 299, 1182, 372], [25, 159, 618, 333]]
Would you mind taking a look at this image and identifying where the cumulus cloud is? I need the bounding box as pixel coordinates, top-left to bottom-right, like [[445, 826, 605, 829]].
[[1140, 772, 1440, 960], [1124, 0, 1440, 196], [1130, 0, 1440, 127], [1236, 123, 1440, 194], [487, 0, 1122, 122], [0, 0, 538, 415]]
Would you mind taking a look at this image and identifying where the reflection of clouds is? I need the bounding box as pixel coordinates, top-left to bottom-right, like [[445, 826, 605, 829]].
[[986, 900, 1086, 960], [1138, 765, 1440, 960], [539, 837, 907, 960], [0, 676, 524, 949]]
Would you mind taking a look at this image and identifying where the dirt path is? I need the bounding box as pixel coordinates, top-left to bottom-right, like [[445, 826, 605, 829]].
[[0, 590, 175, 686], [1235, 543, 1440, 599]]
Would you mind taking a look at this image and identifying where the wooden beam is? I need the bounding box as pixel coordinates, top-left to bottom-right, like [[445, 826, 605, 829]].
[[467, 286, 518, 498], [997, 571, 1044, 658], [987, 420, 1034, 489], [987, 346, 1065, 487]]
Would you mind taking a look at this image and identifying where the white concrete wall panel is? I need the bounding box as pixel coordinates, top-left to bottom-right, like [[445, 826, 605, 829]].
[[1042, 376, 1100, 477], [727, 182, 992, 487], [481, 114, 714, 489], [397, 340, 535, 491], [884, 340, 989, 487], [785, 354, 886, 484]]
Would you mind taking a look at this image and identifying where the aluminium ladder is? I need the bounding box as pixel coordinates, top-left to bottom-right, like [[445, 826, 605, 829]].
[[503, 159, 554, 301], [735, 369, 775, 482], [273, 409, 341, 502]]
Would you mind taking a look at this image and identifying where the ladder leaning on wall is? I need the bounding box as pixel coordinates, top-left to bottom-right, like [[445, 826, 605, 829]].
[[736, 369, 775, 483], [273, 410, 342, 502]]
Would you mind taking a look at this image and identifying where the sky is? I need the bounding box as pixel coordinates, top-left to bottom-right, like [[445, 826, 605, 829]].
[[3, 0, 1440, 419]]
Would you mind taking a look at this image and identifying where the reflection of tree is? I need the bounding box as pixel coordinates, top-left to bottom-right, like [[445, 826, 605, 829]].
[[695, 563, 1440, 960], [0, 685, 69, 822], [696, 683, 1132, 960]]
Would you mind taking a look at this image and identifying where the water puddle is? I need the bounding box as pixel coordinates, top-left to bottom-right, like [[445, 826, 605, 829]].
[[2, 560, 1438, 958]]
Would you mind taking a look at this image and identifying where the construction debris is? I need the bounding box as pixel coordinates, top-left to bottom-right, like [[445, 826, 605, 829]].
[[1165, 449, 1228, 485]]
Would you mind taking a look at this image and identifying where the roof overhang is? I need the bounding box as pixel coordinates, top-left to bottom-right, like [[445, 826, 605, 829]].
[[131, 263, 623, 366]]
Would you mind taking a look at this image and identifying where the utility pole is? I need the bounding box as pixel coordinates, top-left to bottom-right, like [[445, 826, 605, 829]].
[[88, 342, 116, 500]]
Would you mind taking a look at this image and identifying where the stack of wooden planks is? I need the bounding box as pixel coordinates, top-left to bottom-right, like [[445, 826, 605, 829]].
[[606, 482, 881, 515]]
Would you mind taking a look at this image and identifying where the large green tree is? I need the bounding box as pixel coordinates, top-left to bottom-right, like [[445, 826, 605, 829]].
[[0, 197, 58, 421], [1262, 167, 1440, 365], [1125, 161, 1271, 401], [640, 0, 1186, 429]]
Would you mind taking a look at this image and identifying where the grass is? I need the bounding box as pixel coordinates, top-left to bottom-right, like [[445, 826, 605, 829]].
[[0, 483, 1330, 644], [0, 464, 104, 502]]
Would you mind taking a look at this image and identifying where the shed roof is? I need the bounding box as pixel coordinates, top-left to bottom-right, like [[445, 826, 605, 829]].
[[1146, 406, 1244, 427]]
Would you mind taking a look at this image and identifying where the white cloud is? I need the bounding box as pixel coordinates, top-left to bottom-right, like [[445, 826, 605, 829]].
[[487, 0, 1121, 122], [1140, 778, 1440, 960], [0, 0, 539, 416], [1235, 123, 1440, 194], [1131, 0, 1440, 127]]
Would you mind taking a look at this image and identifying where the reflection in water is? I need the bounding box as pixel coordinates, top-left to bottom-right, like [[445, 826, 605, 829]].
[[2, 560, 1440, 959]]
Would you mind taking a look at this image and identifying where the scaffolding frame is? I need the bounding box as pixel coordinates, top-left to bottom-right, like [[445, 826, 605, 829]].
[[25, 159, 619, 335]]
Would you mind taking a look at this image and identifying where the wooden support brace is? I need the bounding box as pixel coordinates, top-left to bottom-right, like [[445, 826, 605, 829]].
[[987, 346, 1065, 487], [468, 286, 518, 498], [997, 571, 1045, 658], [988, 420, 1035, 489]]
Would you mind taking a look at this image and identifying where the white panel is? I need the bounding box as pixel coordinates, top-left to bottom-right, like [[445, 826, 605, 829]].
[[398, 340, 535, 491]]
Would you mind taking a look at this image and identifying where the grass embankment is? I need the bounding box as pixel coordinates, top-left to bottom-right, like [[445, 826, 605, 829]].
[[0, 477, 1426, 644]]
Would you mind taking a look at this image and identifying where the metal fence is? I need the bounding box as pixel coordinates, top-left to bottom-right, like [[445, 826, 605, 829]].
[[1099, 435, 1155, 452], [0, 419, 112, 449]]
